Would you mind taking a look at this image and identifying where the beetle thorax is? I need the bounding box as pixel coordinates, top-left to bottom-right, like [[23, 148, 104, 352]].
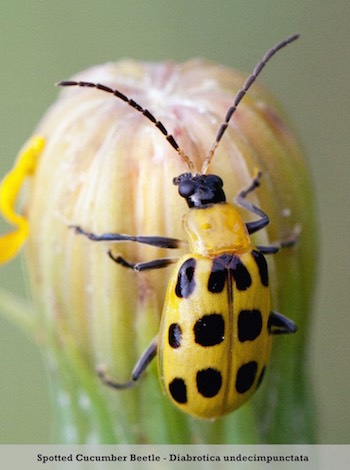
[[183, 203, 252, 256]]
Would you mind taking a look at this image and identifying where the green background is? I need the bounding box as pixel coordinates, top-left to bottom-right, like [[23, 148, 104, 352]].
[[0, 1, 348, 444]]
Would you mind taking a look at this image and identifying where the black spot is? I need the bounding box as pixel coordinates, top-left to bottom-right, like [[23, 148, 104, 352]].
[[196, 368, 222, 398], [194, 314, 225, 346], [169, 378, 187, 404], [230, 256, 252, 291], [238, 309, 263, 342], [252, 250, 269, 287], [168, 323, 182, 348], [235, 361, 258, 394], [175, 258, 196, 298], [208, 258, 227, 293], [208, 254, 252, 292], [256, 366, 266, 390]]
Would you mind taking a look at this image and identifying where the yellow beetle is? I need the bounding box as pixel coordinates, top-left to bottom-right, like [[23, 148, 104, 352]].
[[62, 34, 299, 419]]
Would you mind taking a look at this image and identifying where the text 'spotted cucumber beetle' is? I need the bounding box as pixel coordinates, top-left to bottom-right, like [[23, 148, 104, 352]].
[[0, 34, 317, 443]]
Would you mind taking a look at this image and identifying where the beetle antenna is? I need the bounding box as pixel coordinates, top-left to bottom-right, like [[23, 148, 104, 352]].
[[56, 80, 194, 172], [201, 33, 300, 174]]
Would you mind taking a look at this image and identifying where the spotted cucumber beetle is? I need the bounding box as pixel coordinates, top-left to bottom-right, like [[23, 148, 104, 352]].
[[59, 33, 299, 419]]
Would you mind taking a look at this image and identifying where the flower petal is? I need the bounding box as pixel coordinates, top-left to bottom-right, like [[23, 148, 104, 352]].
[[0, 135, 45, 263]]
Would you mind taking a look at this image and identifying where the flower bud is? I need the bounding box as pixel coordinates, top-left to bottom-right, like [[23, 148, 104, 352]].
[[0, 57, 316, 443]]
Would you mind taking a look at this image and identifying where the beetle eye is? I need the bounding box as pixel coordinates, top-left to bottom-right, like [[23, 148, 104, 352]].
[[178, 180, 195, 198]]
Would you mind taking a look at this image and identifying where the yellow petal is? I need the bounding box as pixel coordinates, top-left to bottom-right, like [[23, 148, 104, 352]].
[[0, 135, 45, 263]]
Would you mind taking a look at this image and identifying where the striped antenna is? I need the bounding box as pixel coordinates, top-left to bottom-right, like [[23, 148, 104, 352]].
[[201, 33, 299, 174], [56, 80, 194, 172], [58, 34, 299, 176]]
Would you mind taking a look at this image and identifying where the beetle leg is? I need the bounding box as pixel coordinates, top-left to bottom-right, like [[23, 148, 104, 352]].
[[97, 337, 158, 389], [268, 311, 297, 335], [70, 224, 184, 249], [108, 251, 178, 271], [235, 172, 270, 234], [257, 224, 301, 254]]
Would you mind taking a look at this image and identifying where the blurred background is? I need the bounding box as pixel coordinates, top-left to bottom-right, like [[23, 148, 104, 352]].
[[0, 1, 348, 444]]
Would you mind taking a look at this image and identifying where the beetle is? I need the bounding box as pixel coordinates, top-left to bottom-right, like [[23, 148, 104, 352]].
[[58, 33, 299, 419]]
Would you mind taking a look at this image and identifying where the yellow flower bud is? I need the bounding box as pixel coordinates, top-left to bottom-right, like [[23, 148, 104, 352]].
[[0, 47, 316, 443]]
